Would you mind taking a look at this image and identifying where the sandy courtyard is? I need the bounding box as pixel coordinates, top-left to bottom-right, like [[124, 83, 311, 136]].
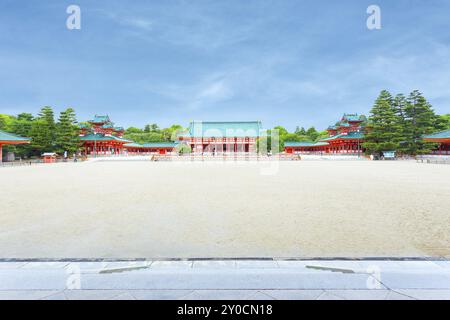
[[1, 160, 449, 259]]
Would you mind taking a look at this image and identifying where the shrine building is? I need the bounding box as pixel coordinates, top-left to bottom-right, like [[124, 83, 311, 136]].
[[79, 115, 131, 155], [423, 129, 450, 155], [0, 130, 30, 162], [285, 114, 366, 154], [177, 121, 263, 154]]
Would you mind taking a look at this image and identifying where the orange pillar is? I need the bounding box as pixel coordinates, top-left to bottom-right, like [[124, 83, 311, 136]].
[[0, 143, 3, 163]]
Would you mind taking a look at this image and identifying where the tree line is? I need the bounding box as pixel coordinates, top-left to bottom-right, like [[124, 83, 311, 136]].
[[1, 92, 449, 158], [123, 124, 184, 144], [0, 107, 80, 158], [363, 90, 449, 155], [258, 126, 329, 153]]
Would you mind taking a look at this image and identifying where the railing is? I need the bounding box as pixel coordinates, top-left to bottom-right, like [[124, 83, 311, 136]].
[[416, 156, 450, 165], [291, 151, 364, 156], [429, 150, 450, 155], [0, 158, 81, 167], [0, 160, 38, 167], [152, 153, 302, 161]]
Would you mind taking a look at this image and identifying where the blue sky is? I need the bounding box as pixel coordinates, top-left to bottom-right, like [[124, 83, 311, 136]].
[[0, 0, 449, 130]]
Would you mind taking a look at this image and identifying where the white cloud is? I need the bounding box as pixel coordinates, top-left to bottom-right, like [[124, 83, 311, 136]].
[[123, 18, 153, 31], [96, 9, 153, 32]]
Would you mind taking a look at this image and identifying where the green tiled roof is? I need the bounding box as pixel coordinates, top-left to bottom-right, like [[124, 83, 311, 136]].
[[423, 129, 450, 139], [102, 124, 114, 129], [321, 131, 364, 141], [124, 142, 178, 148], [79, 133, 131, 143], [187, 121, 263, 138], [89, 115, 110, 123], [0, 130, 31, 142], [123, 143, 143, 148], [342, 114, 366, 122], [114, 127, 124, 131], [142, 142, 178, 148], [284, 141, 329, 147]]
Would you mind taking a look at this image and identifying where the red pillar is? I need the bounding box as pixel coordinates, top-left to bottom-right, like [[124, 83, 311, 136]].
[[0, 144, 3, 163]]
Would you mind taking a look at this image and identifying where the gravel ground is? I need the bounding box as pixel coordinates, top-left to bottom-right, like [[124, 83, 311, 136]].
[[1, 160, 449, 259]]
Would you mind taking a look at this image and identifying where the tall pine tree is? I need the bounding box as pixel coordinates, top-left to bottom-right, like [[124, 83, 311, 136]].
[[10, 113, 34, 158], [55, 108, 80, 154], [363, 90, 403, 155], [30, 106, 56, 154], [403, 90, 440, 155], [392, 94, 408, 153]]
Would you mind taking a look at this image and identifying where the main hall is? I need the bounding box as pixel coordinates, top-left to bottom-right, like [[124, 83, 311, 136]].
[[177, 121, 263, 154]]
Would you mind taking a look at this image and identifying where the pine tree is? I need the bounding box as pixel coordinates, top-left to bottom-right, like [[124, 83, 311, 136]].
[[392, 94, 408, 153], [433, 114, 449, 131], [17, 113, 34, 122], [10, 113, 34, 158], [440, 114, 450, 129], [403, 90, 440, 155], [0, 116, 6, 130], [306, 127, 319, 141], [30, 119, 51, 153], [363, 90, 403, 155], [30, 106, 56, 153], [299, 127, 306, 135], [55, 108, 80, 154]]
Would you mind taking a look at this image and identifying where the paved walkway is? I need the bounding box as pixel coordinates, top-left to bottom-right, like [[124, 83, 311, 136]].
[[1, 260, 450, 300]]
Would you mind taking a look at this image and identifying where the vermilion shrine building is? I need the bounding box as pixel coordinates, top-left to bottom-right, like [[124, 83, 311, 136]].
[[177, 121, 263, 154], [79, 115, 131, 155], [423, 129, 450, 155], [0, 130, 30, 162], [285, 114, 366, 154], [80, 117, 264, 156], [77, 114, 448, 157]]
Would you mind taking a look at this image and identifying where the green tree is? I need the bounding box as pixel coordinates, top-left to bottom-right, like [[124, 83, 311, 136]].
[[39, 107, 56, 128], [126, 127, 143, 134], [124, 132, 165, 144], [17, 113, 34, 122], [363, 90, 403, 155], [295, 126, 306, 135], [10, 113, 34, 158], [316, 130, 329, 141], [403, 90, 440, 155], [144, 123, 160, 133], [284, 133, 310, 142], [161, 124, 184, 141], [124, 123, 182, 144], [273, 126, 288, 137], [439, 114, 450, 129], [29, 106, 56, 153], [392, 94, 408, 152], [176, 143, 192, 154], [55, 108, 80, 154], [306, 127, 319, 141], [0, 116, 6, 130]]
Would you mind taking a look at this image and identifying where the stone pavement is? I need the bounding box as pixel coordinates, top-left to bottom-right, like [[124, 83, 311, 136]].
[[0, 260, 450, 300]]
